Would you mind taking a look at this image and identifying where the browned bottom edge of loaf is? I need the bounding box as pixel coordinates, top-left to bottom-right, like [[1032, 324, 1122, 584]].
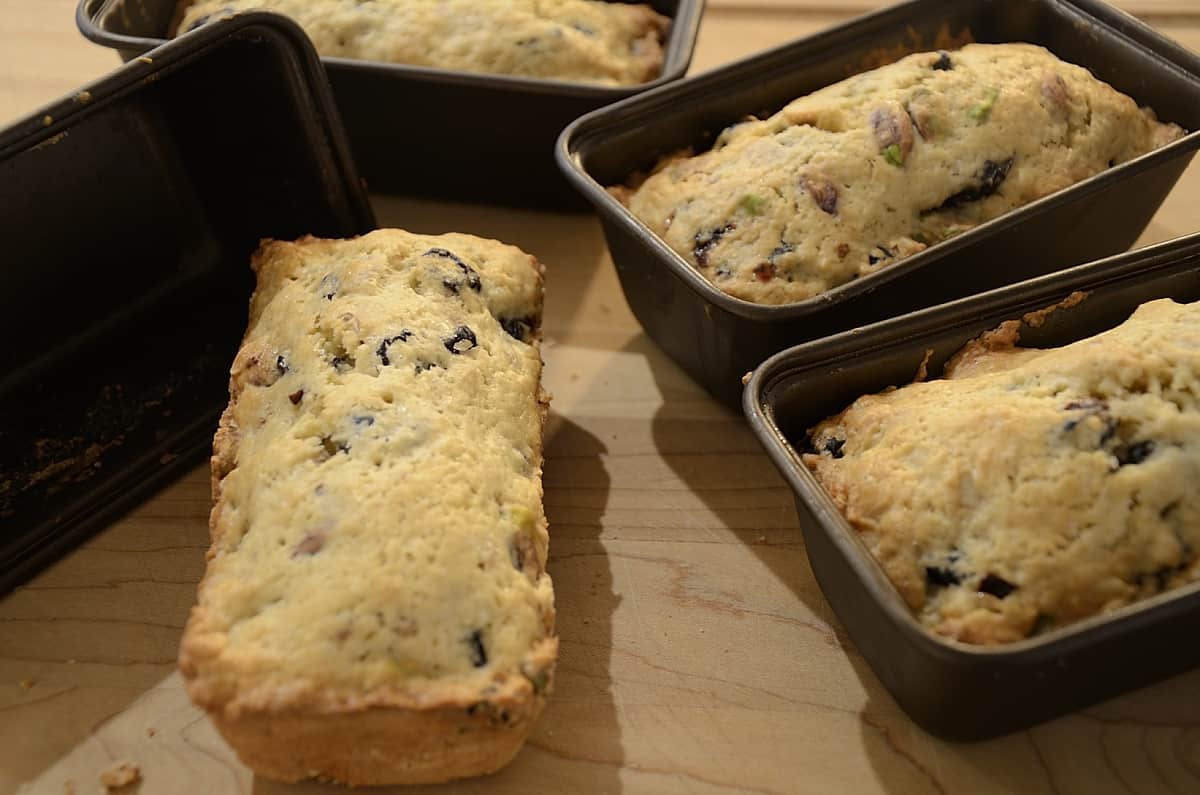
[[210, 698, 547, 786]]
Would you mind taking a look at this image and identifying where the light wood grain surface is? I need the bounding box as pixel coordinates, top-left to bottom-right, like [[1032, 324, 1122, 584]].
[[3, 1, 1200, 794]]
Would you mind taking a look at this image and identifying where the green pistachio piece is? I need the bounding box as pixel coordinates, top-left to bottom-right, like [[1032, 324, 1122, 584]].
[[883, 143, 904, 166], [738, 194, 767, 216], [969, 87, 1000, 123]]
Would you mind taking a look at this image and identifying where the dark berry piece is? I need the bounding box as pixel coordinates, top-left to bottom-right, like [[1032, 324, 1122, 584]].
[[288, 389, 304, 405], [570, 21, 595, 36], [868, 245, 895, 266], [693, 223, 736, 268], [769, 241, 794, 262], [932, 51, 953, 71], [353, 415, 375, 427], [276, 355, 289, 374], [978, 573, 1017, 599], [424, 248, 481, 292], [1115, 440, 1156, 467], [466, 630, 488, 667], [836, 243, 850, 259], [925, 566, 961, 587], [330, 356, 352, 373], [414, 360, 437, 374], [501, 316, 535, 342], [823, 437, 846, 459], [925, 158, 1014, 213], [444, 326, 478, 355], [376, 331, 413, 366]]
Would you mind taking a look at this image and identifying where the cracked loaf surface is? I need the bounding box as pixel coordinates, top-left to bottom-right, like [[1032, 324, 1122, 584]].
[[805, 298, 1200, 645], [179, 230, 555, 785], [616, 44, 1184, 304], [176, 0, 669, 85]]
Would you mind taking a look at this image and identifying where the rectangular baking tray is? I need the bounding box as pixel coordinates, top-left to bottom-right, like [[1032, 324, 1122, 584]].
[[743, 234, 1200, 740], [0, 12, 375, 595], [558, 0, 1200, 408], [77, 0, 705, 208]]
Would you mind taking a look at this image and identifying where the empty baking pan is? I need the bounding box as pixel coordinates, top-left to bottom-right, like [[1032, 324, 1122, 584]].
[[77, 0, 705, 208], [558, 0, 1200, 408], [0, 13, 375, 594], [744, 234, 1200, 739]]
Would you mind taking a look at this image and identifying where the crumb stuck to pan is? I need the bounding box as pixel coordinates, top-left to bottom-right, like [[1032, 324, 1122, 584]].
[[99, 760, 141, 791]]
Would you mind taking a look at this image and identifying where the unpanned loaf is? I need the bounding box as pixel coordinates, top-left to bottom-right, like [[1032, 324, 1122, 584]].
[[179, 230, 554, 785]]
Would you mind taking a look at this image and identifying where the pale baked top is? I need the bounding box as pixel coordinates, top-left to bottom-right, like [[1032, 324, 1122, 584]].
[[177, 0, 669, 85], [805, 298, 1200, 645], [617, 44, 1184, 304], [180, 230, 554, 714]]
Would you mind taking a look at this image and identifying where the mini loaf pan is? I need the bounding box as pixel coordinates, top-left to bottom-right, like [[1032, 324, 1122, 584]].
[[743, 234, 1200, 740], [77, 0, 705, 208], [558, 0, 1200, 408], [0, 13, 375, 594]]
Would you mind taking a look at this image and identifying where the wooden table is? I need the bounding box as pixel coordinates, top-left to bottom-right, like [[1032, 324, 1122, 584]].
[[3, 2, 1199, 793]]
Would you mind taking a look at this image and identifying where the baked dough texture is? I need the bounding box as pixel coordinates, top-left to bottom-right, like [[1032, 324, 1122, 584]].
[[179, 230, 555, 785], [176, 0, 669, 85], [617, 44, 1184, 304], [806, 298, 1200, 645]]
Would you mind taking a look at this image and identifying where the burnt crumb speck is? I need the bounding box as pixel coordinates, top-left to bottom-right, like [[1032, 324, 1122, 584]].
[[925, 566, 961, 587], [466, 630, 488, 667], [377, 331, 413, 366], [978, 573, 1017, 599], [932, 51, 953, 71], [693, 223, 736, 267], [424, 248, 482, 292], [288, 389, 304, 405], [444, 326, 478, 354], [1115, 440, 1156, 467]]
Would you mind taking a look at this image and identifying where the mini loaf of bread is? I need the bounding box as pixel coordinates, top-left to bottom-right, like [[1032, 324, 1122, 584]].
[[805, 298, 1200, 645], [615, 44, 1185, 304], [175, 0, 669, 85], [178, 230, 554, 785]]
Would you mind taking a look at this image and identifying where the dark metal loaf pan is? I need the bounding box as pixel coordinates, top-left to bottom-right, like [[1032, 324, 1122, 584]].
[[77, 0, 705, 208], [743, 234, 1200, 740], [0, 13, 375, 594], [558, 0, 1200, 408]]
